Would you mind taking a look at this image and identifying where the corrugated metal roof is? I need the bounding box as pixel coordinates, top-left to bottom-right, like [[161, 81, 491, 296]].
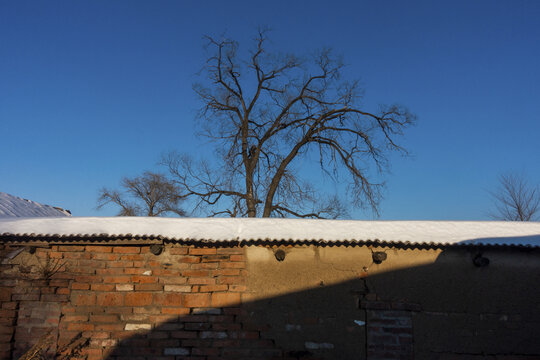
[[1, 217, 539, 248], [0, 192, 71, 218]]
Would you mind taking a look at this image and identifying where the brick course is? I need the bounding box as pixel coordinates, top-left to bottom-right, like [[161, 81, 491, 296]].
[[0, 243, 283, 360], [362, 300, 415, 360]]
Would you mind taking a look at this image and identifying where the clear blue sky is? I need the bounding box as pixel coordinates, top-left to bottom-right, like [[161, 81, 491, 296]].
[[1, 0, 539, 219]]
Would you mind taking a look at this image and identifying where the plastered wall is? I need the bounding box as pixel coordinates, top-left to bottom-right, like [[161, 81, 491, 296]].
[[245, 245, 540, 359]]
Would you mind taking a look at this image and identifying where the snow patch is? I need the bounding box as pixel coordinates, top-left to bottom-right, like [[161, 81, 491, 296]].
[[0, 217, 539, 247], [0, 192, 71, 218]]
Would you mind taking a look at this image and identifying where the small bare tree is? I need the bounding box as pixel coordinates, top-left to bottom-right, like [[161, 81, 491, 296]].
[[97, 171, 185, 217], [490, 173, 540, 221], [164, 30, 414, 218]]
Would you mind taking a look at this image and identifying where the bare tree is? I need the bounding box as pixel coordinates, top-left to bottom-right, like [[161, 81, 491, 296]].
[[97, 171, 185, 217], [164, 30, 414, 218], [490, 173, 540, 221]]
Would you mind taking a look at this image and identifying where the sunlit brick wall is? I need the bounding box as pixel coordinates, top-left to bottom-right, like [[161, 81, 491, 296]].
[[0, 243, 282, 360]]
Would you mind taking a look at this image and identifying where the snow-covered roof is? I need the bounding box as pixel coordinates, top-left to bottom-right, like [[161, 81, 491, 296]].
[[1, 217, 539, 248], [0, 192, 71, 218]]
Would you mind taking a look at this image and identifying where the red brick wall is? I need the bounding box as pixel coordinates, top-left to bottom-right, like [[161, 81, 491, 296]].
[[0, 244, 282, 360]]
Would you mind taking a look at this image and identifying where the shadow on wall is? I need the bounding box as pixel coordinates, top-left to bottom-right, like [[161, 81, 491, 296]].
[[101, 245, 540, 360]]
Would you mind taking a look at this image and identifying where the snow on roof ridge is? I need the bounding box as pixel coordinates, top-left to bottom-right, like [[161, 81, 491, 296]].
[[1, 217, 539, 247]]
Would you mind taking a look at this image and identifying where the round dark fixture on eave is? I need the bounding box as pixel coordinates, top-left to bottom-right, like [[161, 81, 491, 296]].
[[274, 249, 286, 262], [150, 244, 164, 256], [473, 254, 489, 267], [372, 251, 387, 264]]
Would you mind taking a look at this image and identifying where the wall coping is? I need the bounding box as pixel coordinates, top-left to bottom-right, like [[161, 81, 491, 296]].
[[1, 217, 539, 249]]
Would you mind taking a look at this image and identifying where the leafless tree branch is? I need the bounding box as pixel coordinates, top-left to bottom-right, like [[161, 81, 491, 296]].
[[97, 171, 185, 217], [165, 30, 414, 218], [490, 173, 540, 221]]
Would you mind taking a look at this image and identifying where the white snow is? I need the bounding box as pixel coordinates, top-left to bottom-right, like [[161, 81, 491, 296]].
[[0, 192, 71, 218], [0, 217, 539, 247]]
